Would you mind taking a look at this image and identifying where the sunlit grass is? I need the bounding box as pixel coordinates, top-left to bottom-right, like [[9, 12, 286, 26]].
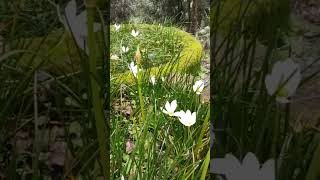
[[110, 23, 183, 73], [110, 23, 210, 179], [110, 72, 210, 179]]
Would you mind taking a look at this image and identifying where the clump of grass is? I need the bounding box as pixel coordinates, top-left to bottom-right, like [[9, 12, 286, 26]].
[[211, 0, 320, 179], [0, 0, 109, 179], [110, 23, 210, 179], [111, 72, 210, 179], [110, 24, 183, 73], [110, 23, 203, 86]]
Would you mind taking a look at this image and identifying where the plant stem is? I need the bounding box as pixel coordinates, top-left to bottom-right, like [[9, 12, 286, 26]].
[[86, 1, 108, 178], [195, 107, 210, 158], [306, 141, 320, 180], [32, 70, 39, 178], [137, 66, 145, 123]]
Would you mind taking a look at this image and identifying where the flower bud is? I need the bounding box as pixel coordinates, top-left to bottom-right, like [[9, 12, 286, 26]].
[[134, 46, 141, 65]]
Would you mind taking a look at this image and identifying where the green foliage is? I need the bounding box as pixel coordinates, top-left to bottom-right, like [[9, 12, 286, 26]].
[[211, 1, 320, 179], [110, 72, 210, 179], [0, 0, 61, 38], [109, 23, 208, 179], [112, 24, 203, 86], [110, 0, 210, 26], [111, 24, 183, 73], [212, 0, 291, 45]]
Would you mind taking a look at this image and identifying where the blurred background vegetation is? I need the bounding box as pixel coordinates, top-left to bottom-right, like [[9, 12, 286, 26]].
[[110, 0, 210, 34]]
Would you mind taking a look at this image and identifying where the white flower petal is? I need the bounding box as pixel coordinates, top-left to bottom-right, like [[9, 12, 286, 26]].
[[266, 58, 301, 100], [77, 11, 87, 31], [193, 84, 197, 92], [265, 74, 277, 96], [162, 109, 169, 114], [260, 159, 275, 180], [210, 158, 233, 174], [122, 46, 129, 53], [211, 153, 242, 180], [162, 100, 177, 116], [193, 80, 205, 94], [242, 152, 260, 178], [173, 111, 183, 117], [114, 24, 121, 31], [177, 110, 196, 126], [192, 112, 196, 120], [131, 30, 140, 37], [171, 100, 177, 111], [129, 62, 138, 77], [63, 0, 102, 55], [150, 76, 156, 85], [164, 101, 171, 112], [64, 0, 77, 26], [211, 152, 275, 180]]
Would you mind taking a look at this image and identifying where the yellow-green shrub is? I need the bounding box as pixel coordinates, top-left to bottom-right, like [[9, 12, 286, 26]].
[[112, 24, 203, 85]]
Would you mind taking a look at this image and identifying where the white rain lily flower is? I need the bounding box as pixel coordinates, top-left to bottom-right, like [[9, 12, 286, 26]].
[[193, 80, 205, 94], [110, 54, 119, 60], [62, 0, 101, 54], [114, 23, 121, 32], [161, 100, 177, 116], [161, 77, 165, 82], [122, 46, 129, 53], [150, 76, 156, 85], [131, 29, 140, 37], [129, 62, 138, 78], [265, 58, 301, 103], [174, 110, 196, 126], [210, 152, 275, 180]]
